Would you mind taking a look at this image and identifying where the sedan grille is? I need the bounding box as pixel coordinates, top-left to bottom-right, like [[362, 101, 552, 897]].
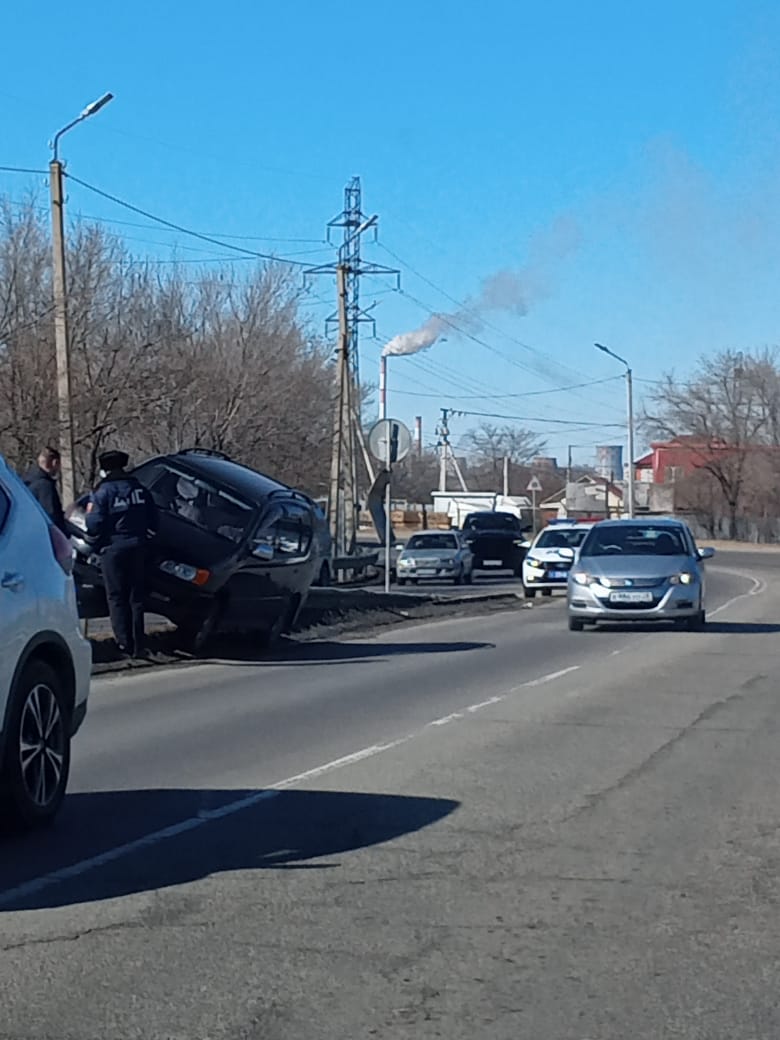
[[602, 576, 665, 589]]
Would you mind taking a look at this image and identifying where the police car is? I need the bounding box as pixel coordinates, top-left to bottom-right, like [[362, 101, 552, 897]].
[[522, 518, 597, 598]]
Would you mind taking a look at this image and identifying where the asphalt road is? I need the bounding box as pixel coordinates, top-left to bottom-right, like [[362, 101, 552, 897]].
[[2, 555, 780, 1039]]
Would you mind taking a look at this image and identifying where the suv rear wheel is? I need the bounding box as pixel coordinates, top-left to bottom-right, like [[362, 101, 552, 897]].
[[1, 660, 71, 829]]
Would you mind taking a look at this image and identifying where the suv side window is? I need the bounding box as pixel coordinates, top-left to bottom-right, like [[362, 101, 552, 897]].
[[272, 503, 313, 558]]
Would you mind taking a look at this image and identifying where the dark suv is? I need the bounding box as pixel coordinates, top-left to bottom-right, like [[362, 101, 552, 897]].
[[461, 511, 530, 577], [68, 449, 323, 649]]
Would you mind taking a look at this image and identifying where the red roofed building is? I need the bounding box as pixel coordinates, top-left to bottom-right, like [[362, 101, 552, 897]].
[[634, 437, 730, 485]]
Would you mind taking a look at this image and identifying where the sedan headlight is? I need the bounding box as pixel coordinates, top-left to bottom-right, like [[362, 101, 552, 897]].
[[669, 571, 696, 585], [572, 571, 597, 586], [527, 556, 544, 569], [398, 557, 412, 568]]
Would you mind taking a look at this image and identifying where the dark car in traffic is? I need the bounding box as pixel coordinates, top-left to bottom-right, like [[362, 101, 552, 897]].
[[461, 511, 530, 576], [67, 449, 324, 649]]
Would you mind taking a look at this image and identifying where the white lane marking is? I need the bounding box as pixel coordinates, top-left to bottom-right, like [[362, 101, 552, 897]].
[[429, 712, 464, 727], [0, 664, 584, 907], [514, 665, 580, 690], [467, 695, 505, 713], [272, 740, 410, 788], [709, 573, 765, 618]]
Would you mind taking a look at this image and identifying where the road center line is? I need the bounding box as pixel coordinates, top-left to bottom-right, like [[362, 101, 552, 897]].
[[0, 663, 584, 908]]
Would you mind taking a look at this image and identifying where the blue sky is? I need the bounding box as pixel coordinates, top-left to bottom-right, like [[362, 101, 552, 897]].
[[3, 0, 780, 464]]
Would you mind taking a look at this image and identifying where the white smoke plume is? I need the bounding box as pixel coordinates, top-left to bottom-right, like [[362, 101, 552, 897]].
[[381, 215, 581, 357]]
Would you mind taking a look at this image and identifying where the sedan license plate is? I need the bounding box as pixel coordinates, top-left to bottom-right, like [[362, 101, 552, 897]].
[[417, 568, 436, 577], [609, 591, 653, 604], [548, 570, 568, 579], [483, 559, 502, 567]]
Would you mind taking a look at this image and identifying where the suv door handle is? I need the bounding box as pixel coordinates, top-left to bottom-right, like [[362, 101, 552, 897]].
[[1, 572, 24, 592]]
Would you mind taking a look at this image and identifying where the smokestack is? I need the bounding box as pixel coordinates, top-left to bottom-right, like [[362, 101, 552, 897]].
[[415, 416, 422, 456], [379, 355, 387, 420]]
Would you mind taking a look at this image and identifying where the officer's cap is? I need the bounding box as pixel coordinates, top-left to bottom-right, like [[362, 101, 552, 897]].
[[99, 449, 129, 471]]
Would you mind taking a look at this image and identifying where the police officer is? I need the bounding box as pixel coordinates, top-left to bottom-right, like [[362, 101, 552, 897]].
[[86, 450, 158, 659]]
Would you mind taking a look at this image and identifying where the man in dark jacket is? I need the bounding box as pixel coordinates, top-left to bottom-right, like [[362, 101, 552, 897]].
[[86, 450, 158, 659], [23, 447, 67, 532]]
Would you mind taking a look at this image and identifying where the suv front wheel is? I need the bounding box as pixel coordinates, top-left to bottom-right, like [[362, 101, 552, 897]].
[[1, 660, 71, 829]]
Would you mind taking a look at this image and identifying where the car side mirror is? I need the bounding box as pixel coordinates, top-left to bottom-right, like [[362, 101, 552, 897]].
[[252, 537, 275, 562], [697, 546, 715, 561]]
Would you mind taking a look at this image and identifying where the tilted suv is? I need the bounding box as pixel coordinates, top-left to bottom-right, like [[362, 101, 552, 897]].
[[0, 455, 91, 828], [68, 449, 321, 650]]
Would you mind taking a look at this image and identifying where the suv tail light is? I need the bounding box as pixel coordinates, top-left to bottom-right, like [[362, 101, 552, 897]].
[[50, 525, 75, 575]]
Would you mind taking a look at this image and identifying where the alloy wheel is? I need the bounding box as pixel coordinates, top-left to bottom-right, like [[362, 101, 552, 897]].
[[19, 682, 66, 809]]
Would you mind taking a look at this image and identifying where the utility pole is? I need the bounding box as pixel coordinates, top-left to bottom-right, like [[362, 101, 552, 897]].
[[503, 455, 510, 497], [48, 91, 113, 506], [436, 408, 468, 493], [49, 159, 74, 507], [306, 178, 399, 563]]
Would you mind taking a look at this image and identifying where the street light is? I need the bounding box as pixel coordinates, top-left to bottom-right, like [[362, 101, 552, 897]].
[[595, 342, 635, 519], [49, 92, 114, 506]]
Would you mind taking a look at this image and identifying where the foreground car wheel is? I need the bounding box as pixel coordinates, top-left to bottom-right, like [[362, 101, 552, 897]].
[[568, 616, 585, 632], [1, 661, 71, 829], [524, 587, 537, 599]]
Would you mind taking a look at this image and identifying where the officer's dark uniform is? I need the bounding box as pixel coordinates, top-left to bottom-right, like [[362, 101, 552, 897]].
[[86, 450, 157, 658]]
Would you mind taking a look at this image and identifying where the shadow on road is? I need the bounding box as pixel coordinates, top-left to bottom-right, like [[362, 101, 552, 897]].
[[0, 788, 459, 912], [698, 621, 780, 634], [588, 620, 780, 635], [202, 638, 495, 666]]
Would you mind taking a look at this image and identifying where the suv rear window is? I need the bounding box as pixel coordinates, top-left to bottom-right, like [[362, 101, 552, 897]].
[[465, 514, 520, 532], [135, 462, 253, 544]]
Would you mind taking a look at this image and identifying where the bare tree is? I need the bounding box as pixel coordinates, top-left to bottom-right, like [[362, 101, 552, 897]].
[[644, 349, 780, 537], [0, 196, 335, 500]]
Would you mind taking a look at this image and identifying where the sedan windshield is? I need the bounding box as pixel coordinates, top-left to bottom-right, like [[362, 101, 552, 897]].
[[406, 534, 458, 550], [535, 528, 588, 549], [584, 525, 687, 557]]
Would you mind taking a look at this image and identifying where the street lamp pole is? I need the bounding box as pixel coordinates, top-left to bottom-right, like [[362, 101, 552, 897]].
[[49, 92, 113, 506], [595, 342, 635, 519]]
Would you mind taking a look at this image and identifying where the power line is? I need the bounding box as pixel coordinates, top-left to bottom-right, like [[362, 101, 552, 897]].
[[63, 172, 313, 268], [389, 375, 621, 401], [453, 408, 626, 428], [0, 165, 48, 175], [0, 196, 327, 245]]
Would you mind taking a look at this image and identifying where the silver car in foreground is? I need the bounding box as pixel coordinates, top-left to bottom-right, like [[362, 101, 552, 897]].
[[397, 531, 474, 585], [566, 519, 715, 632]]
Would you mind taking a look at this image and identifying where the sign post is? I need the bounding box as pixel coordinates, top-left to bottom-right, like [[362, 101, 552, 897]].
[[367, 419, 412, 592], [527, 475, 543, 533]]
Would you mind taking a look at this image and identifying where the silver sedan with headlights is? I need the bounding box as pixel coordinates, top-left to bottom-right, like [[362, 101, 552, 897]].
[[566, 519, 715, 631], [397, 531, 474, 585]]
